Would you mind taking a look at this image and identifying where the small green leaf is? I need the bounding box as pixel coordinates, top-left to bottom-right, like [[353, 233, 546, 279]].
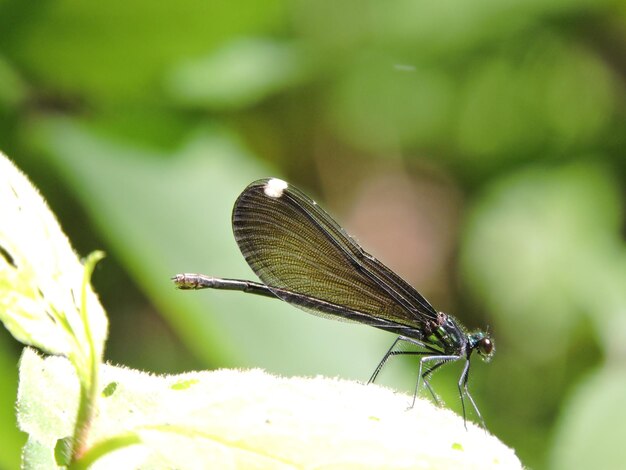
[[54, 436, 73, 466]]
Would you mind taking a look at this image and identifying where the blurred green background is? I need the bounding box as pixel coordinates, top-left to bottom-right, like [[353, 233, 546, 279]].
[[1, 1, 625, 468]]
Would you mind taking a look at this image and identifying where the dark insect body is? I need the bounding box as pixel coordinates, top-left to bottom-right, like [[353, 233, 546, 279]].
[[173, 177, 494, 428]]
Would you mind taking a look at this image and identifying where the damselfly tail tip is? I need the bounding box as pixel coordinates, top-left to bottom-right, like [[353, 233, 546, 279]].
[[171, 273, 191, 289]]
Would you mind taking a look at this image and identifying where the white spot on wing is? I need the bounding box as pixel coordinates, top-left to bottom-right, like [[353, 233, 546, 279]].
[[264, 178, 288, 198]]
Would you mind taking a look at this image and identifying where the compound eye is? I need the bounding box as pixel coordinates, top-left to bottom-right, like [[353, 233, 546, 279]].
[[479, 337, 493, 356]]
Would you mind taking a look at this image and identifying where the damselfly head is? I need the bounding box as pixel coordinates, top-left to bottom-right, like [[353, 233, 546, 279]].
[[469, 331, 495, 362]]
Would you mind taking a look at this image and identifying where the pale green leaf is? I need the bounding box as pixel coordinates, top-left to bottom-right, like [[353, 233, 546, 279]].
[[0, 151, 108, 374], [17, 348, 522, 469]]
